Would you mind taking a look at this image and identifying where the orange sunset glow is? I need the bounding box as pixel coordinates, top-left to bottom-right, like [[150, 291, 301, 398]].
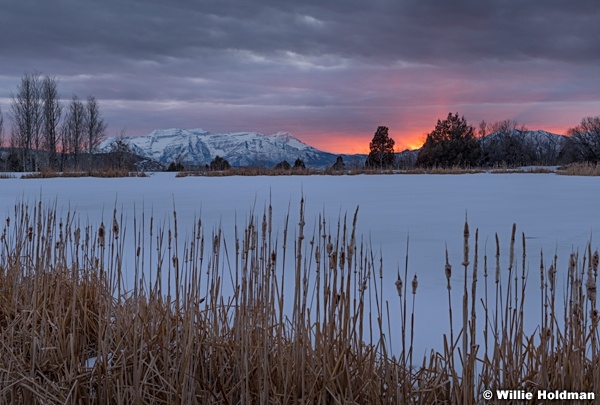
[[1, 1, 599, 160]]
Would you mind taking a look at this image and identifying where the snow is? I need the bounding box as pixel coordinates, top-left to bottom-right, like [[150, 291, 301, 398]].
[[1, 172, 598, 358], [98, 128, 321, 167]]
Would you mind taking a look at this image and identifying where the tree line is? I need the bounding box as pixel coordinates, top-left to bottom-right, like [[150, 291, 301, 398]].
[[365, 113, 600, 169], [0, 72, 107, 171]]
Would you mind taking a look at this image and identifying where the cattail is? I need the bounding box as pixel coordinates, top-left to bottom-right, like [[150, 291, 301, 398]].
[[586, 276, 597, 302], [462, 220, 469, 267], [411, 274, 418, 295], [271, 251, 277, 264], [445, 263, 452, 290], [74, 227, 80, 246], [569, 253, 576, 279], [27, 226, 33, 241], [113, 217, 119, 239], [5, 217, 9, 227], [395, 274, 403, 297], [329, 251, 337, 270], [172, 256, 178, 268], [593, 250, 599, 277], [509, 223, 516, 271], [213, 234, 219, 254], [542, 327, 552, 340], [548, 264, 556, 292], [540, 251, 545, 290], [591, 309, 599, 327], [268, 204, 272, 234], [495, 234, 500, 284], [98, 223, 105, 247], [445, 245, 452, 289]]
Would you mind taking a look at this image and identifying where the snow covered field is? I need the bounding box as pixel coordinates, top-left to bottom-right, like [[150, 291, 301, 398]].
[[1, 172, 598, 357]]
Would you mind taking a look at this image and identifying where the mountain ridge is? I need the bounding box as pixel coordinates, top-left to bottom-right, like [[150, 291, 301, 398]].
[[98, 128, 567, 169], [99, 128, 367, 168]]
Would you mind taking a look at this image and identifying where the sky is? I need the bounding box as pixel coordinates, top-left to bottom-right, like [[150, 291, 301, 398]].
[[1, 1, 599, 153]]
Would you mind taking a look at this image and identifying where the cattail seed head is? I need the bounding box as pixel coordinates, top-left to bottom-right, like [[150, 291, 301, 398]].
[[569, 253, 576, 279], [509, 223, 516, 270], [98, 223, 105, 247], [445, 263, 452, 290], [463, 221, 469, 266], [542, 327, 551, 340], [548, 264, 556, 292], [329, 252, 337, 270], [586, 276, 597, 302], [395, 275, 403, 297], [445, 263, 452, 281], [593, 251, 599, 275], [592, 309, 600, 327], [411, 274, 418, 295]]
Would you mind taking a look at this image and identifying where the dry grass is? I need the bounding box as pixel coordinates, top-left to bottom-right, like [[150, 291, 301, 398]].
[[401, 166, 484, 174], [176, 167, 351, 177], [175, 165, 565, 177], [21, 168, 148, 179], [0, 199, 598, 403], [0, 173, 16, 179], [557, 162, 600, 176], [489, 166, 555, 174]]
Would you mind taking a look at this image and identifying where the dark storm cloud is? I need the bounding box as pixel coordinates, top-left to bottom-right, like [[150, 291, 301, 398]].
[[4, 0, 599, 67], [1, 0, 599, 151]]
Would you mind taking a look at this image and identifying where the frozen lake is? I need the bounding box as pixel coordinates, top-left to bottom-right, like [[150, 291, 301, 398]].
[[1, 172, 599, 358]]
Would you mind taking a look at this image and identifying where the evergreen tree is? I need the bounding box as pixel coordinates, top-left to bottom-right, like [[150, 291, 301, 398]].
[[293, 158, 306, 170], [331, 155, 346, 171], [210, 156, 231, 171], [365, 126, 395, 169], [417, 113, 479, 167], [274, 160, 291, 170], [167, 161, 185, 172]]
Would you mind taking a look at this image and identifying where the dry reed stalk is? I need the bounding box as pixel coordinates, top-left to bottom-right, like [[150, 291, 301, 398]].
[[2, 199, 600, 403]]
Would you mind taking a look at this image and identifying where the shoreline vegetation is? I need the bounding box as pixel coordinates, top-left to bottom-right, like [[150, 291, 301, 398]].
[[2, 162, 600, 179], [0, 199, 598, 403]]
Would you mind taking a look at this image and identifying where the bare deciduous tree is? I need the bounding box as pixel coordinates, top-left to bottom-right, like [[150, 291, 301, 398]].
[[42, 76, 62, 169], [85, 96, 106, 155], [564, 116, 600, 163], [63, 95, 86, 168], [477, 120, 489, 138], [0, 106, 4, 148], [10, 72, 43, 171], [480, 119, 534, 166]]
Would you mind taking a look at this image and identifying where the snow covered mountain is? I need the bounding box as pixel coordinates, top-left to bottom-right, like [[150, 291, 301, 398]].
[[98, 128, 363, 168], [481, 129, 567, 150]]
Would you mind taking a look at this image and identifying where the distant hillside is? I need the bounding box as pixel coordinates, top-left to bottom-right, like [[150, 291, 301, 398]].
[[99, 129, 366, 168], [478, 129, 567, 165]]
